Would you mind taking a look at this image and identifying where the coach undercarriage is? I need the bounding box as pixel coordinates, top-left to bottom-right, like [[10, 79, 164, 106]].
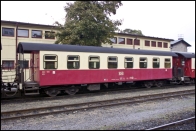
[[1, 77, 195, 98]]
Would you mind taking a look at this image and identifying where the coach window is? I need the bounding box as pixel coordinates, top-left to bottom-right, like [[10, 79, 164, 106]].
[[164, 58, 171, 68], [140, 57, 147, 68], [44, 55, 58, 69], [153, 58, 160, 68], [125, 57, 133, 68], [67, 55, 80, 69], [108, 56, 117, 68], [89, 56, 100, 69]]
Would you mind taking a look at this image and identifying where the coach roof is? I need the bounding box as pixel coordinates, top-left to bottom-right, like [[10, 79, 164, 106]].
[[174, 51, 195, 58], [17, 42, 178, 57]]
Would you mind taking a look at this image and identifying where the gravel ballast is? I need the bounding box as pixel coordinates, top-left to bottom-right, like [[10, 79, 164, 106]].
[[1, 86, 195, 130]]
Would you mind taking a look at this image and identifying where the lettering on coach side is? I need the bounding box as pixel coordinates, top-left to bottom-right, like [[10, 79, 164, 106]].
[[119, 71, 124, 76]]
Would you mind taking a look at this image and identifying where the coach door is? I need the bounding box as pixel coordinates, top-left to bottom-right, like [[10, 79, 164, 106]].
[[30, 52, 39, 82]]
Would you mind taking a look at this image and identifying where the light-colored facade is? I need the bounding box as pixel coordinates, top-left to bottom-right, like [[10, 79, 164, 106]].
[[1, 20, 56, 82], [103, 33, 173, 51], [1, 20, 174, 82]]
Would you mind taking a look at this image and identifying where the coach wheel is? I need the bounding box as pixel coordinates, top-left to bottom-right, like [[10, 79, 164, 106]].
[[65, 87, 79, 95], [144, 81, 153, 88], [155, 81, 163, 87], [45, 89, 60, 97]]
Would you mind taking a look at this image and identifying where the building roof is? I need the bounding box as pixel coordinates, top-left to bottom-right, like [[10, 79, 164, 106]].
[[170, 39, 191, 47], [17, 42, 178, 57], [1, 20, 57, 28]]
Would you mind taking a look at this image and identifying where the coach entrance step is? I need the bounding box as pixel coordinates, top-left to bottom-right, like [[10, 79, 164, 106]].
[[23, 81, 40, 95]]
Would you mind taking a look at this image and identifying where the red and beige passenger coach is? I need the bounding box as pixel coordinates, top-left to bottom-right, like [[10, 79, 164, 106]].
[[16, 42, 179, 96]]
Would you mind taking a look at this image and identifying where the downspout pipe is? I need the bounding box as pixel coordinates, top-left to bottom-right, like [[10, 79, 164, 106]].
[[15, 23, 18, 81]]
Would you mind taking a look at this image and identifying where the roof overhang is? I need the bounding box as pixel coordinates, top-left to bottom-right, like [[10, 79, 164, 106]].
[[174, 52, 195, 58]]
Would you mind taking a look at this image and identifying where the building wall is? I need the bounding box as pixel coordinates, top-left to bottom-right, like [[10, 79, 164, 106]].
[[1, 23, 56, 82], [102, 34, 171, 51], [171, 42, 187, 52]]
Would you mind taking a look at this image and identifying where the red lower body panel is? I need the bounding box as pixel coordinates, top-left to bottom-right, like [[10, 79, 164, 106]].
[[39, 69, 172, 86], [191, 69, 195, 78]]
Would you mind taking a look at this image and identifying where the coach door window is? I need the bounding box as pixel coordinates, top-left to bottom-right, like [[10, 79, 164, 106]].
[[125, 57, 133, 68], [164, 58, 171, 68], [67, 55, 80, 69], [44, 55, 58, 69], [153, 58, 160, 68], [108, 56, 117, 68], [89, 56, 100, 69], [140, 57, 147, 68]]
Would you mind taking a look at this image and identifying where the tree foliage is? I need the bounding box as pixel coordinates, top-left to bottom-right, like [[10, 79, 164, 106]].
[[120, 28, 144, 36], [54, 1, 123, 46]]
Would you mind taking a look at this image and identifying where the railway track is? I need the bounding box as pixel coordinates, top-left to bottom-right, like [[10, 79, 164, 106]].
[[1, 89, 195, 121], [1, 84, 194, 104], [145, 116, 195, 130]]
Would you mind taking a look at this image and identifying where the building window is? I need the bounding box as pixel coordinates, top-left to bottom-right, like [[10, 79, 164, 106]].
[[153, 58, 160, 68], [32, 30, 42, 38], [145, 40, 150, 46], [67, 55, 80, 69], [110, 37, 117, 44], [118, 37, 125, 44], [45, 31, 55, 39], [139, 57, 147, 68], [43, 55, 58, 69], [2, 60, 14, 70], [18, 60, 29, 69], [2, 27, 14, 37], [163, 43, 168, 48], [134, 39, 140, 45], [89, 56, 100, 69], [158, 42, 162, 47], [125, 57, 133, 68], [151, 41, 156, 47], [17, 29, 29, 37], [164, 58, 171, 68], [108, 56, 117, 68], [127, 38, 133, 45]]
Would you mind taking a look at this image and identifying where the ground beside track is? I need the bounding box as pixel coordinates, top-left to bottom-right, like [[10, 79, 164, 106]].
[[1, 86, 195, 130]]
